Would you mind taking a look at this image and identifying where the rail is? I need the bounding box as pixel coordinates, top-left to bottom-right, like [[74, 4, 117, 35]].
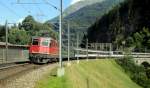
[[0, 62, 29, 70]]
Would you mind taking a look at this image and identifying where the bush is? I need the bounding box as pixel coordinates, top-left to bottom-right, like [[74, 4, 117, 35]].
[[146, 68, 150, 79], [8, 28, 30, 45], [116, 56, 150, 88]]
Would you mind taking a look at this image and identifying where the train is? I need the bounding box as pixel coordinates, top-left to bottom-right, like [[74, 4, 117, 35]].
[[29, 37, 59, 64]]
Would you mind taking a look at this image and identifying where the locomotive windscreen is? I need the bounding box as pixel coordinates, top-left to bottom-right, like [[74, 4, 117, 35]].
[[41, 41, 49, 46], [32, 39, 39, 45], [41, 38, 51, 46]]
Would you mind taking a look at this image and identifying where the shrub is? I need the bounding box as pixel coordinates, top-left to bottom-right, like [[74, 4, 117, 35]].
[[116, 56, 150, 88]]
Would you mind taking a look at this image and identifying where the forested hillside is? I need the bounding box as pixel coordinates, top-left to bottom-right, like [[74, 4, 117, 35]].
[[63, 0, 123, 27], [86, 0, 150, 50]]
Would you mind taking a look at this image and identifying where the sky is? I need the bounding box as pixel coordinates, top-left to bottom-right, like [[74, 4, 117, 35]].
[[71, 0, 83, 4], [0, 0, 82, 25]]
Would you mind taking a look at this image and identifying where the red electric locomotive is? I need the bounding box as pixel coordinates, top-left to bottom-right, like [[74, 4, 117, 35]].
[[29, 37, 59, 63]]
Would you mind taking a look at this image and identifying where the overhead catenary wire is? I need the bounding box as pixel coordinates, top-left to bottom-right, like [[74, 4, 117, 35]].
[[20, 4, 32, 14], [43, 0, 60, 11], [11, 0, 32, 16], [15, 0, 48, 22], [0, 1, 21, 18], [13, 0, 60, 22], [33, 0, 46, 22]]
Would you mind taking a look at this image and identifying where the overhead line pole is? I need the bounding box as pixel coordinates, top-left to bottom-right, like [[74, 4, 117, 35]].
[[76, 32, 79, 64], [67, 22, 71, 66], [59, 0, 63, 69], [86, 38, 89, 61], [5, 20, 8, 62], [57, 0, 64, 77]]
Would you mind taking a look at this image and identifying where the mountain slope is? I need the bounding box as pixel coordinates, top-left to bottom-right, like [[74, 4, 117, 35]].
[[64, 0, 123, 27], [85, 0, 150, 49], [47, 0, 124, 50], [51, 0, 105, 21], [63, 0, 105, 17], [49, 0, 123, 29]]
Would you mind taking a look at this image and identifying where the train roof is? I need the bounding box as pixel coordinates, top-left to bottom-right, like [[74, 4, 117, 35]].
[[32, 37, 57, 43]]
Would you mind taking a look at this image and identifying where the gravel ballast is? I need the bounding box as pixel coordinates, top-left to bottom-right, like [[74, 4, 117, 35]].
[[0, 64, 57, 88]]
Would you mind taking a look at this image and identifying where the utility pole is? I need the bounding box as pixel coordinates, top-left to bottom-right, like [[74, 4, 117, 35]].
[[5, 20, 8, 62], [57, 0, 64, 77], [76, 32, 79, 64], [86, 38, 88, 61], [101, 43, 102, 50], [59, 0, 62, 68], [95, 42, 98, 59], [67, 22, 71, 66], [109, 43, 112, 57]]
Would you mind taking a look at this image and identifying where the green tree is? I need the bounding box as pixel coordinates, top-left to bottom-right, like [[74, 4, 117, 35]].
[[133, 32, 144, 49], [21, 15, 36, 31], [126, 36, 134, 47], [20, 15, 57, 39], [8, 28, 30, 45], [142, 27, 150, 49], [0, 25, 5, 41]]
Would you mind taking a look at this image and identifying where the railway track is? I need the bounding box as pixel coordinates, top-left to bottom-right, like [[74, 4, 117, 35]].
[[0, 62, 29, 70], [0, 62, 49, 85]]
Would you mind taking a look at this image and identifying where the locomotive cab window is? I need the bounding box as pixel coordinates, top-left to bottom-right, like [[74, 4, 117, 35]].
[[32, 39, 39, 45], [50, 42, 53, 47], [50, 40, 54, 47]]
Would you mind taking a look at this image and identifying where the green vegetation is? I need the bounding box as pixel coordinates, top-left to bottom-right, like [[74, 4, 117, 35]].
[[63, 0, 122, 27], [47, 0, 123, 45], [46, 0, 123, 50], [8, 27, 30, 45], [35, 59, 141, 88], [35, 68, 70, 88], [86, 0, 150, 50], [116, 56, 150, 88], [20, 16, 57, 39], [0, 15, 57, 45], [0, 25, 5, 42]]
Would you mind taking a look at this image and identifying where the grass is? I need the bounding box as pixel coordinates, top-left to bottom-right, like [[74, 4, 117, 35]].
[[35, 68, 70, 88], [35, 59, 142, 88]]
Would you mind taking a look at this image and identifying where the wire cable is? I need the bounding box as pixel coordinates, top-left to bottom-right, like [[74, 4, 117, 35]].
[[0, 1, 21, 18], [43, 0, 60, 11]]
